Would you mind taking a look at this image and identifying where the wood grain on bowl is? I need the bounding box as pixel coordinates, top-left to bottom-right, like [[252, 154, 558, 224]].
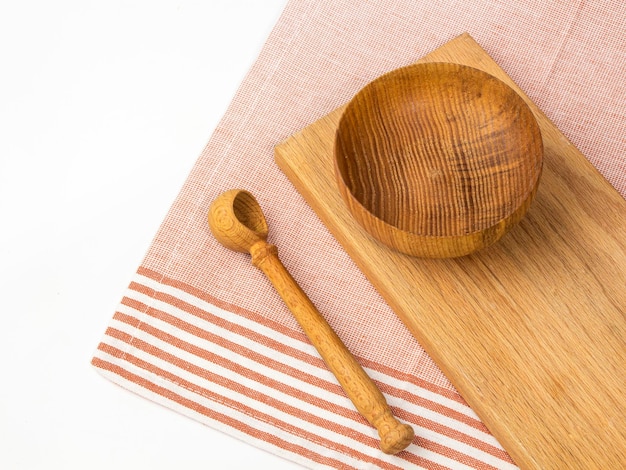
[[334, 62, 543, 258]]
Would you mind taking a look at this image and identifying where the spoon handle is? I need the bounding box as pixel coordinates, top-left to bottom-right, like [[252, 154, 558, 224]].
[[249, 240, 414, 454]]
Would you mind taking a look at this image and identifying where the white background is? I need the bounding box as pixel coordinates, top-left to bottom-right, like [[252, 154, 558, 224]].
[[0, 1, 302, 468]]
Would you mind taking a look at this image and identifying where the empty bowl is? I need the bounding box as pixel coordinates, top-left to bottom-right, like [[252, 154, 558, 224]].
[[334, 62, 543, 258]]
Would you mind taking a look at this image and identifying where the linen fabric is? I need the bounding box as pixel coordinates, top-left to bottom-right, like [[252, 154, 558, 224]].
[[92, 1, 626, 468]]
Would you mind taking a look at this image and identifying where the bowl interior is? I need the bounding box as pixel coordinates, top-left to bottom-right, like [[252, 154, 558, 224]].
[[334, 62, 543, 239]]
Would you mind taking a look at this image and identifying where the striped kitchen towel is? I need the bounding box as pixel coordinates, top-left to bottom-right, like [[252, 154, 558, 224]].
[[92, 0, 626, 468]]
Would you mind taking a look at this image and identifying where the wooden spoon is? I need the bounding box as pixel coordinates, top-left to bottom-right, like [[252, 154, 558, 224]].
[[208, 189, 415, 454]]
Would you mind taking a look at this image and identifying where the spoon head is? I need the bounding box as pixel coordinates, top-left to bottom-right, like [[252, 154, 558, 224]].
[[208, 189, 269, 253]]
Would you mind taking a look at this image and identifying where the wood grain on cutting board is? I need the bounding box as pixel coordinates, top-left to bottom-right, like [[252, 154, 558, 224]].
[[275, 34, 626, 469]]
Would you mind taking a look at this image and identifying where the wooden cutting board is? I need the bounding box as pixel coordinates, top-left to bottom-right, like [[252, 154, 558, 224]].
[[274, 34, 626, 469]]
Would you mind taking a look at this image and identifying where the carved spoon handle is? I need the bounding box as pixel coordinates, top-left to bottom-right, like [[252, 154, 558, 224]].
[[251, 241, 415, 454]]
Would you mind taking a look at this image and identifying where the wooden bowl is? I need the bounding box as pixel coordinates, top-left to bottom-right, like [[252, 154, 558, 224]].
[[334, 62, 543, 258]]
